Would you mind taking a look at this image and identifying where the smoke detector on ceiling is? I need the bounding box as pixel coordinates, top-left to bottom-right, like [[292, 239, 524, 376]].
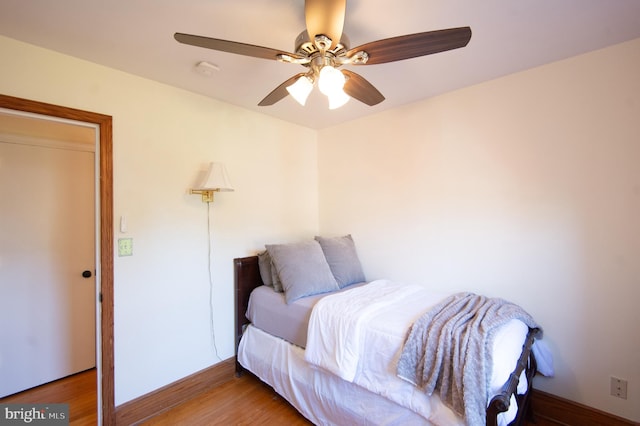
[[194, 61, 220, 76]]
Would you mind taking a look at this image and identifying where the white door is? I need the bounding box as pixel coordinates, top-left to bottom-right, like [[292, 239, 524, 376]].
[[0, 139, 96, 397]]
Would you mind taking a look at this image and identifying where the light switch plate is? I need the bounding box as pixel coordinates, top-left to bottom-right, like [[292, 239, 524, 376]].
[[118, 237, 133, 256]]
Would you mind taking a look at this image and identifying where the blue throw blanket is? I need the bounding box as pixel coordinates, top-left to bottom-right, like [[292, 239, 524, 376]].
[[396, 292, 541, 425]]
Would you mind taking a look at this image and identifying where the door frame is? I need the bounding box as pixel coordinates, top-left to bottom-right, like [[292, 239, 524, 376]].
[[0, 94, 115, 424]]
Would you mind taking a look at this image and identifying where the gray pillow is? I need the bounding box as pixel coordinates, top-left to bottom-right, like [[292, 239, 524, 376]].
[[315, 234, 366, 288], [257, 250, 283, 292], [270, 260, 284, 293], [257, 250, 273, 286], [266, 240, 339, 304]]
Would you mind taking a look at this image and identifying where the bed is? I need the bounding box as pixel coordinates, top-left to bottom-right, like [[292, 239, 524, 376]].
[[234, 237, 541, 426]]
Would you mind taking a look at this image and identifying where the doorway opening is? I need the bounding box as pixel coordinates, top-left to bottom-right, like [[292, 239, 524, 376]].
[[0, 94, 114, 425]]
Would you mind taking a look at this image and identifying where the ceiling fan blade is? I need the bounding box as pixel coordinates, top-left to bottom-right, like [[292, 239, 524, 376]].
[[347, 27, 472, 65], [342, 70, 385, 106], [174, 33, 304, 61], [305, 0, 346, 50], [258, 73, 307, 106]]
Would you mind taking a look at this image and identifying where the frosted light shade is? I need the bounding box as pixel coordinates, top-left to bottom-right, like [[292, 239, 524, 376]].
[[286, 76, 314, 106], [318, 66, 346, 96], [328, 89, 350, 109]]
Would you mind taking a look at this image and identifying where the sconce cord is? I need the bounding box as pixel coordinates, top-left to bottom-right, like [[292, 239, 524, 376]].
[[207, 201, 222, 362]]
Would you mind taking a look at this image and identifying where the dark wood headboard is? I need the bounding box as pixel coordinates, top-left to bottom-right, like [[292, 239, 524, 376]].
[[234, 256, 263, 373]]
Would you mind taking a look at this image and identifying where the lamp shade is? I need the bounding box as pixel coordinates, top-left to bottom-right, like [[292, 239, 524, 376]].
[[195, 162, 234, 192]]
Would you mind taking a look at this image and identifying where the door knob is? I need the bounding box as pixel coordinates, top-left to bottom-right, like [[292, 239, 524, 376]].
[[82, 270, 92, 278]]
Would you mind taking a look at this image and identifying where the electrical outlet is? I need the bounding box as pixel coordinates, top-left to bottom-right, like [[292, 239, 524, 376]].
[[118, 237, 133, 257], [610, 377, 628, 399]]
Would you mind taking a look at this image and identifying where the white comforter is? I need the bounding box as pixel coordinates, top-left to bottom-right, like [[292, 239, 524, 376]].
[[304, 280, 528, 425]]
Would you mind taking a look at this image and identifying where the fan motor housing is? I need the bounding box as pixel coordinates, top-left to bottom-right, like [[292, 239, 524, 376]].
[[294, 30, 349, 58]]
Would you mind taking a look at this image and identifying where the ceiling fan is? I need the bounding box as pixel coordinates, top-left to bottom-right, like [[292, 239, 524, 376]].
[[175, 0, 471, 109]]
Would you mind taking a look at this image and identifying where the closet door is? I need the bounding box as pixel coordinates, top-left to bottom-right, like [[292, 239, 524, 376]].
[[0, 140, 96, 397]]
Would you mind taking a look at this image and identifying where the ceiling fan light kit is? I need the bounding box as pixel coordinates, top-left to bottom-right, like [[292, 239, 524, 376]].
[[175, 0, 471, 110]]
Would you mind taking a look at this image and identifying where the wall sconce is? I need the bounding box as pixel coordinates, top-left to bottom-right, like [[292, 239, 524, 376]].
[[190, 162, 234, 203]]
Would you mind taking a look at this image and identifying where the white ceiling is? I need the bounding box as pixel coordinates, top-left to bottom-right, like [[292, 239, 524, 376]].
[[1, 0, 639, 129]]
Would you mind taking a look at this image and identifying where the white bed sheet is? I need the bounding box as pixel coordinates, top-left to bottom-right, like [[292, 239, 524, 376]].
[[238, 324, 455, 425]]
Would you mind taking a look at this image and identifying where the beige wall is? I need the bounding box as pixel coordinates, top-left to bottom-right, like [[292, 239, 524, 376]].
[[0, 35, 319, 405], [318, 38, 640, 422]]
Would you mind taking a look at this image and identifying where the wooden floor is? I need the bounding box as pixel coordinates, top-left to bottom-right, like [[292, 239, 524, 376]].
[[142, 373, 312, 425], [0, 368, 560, 425], [0, 369, 310, 426], [0, 368, 97, 426]]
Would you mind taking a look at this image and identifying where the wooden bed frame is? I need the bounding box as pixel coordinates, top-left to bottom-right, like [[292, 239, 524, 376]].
[[234, 255, 538, 426]]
